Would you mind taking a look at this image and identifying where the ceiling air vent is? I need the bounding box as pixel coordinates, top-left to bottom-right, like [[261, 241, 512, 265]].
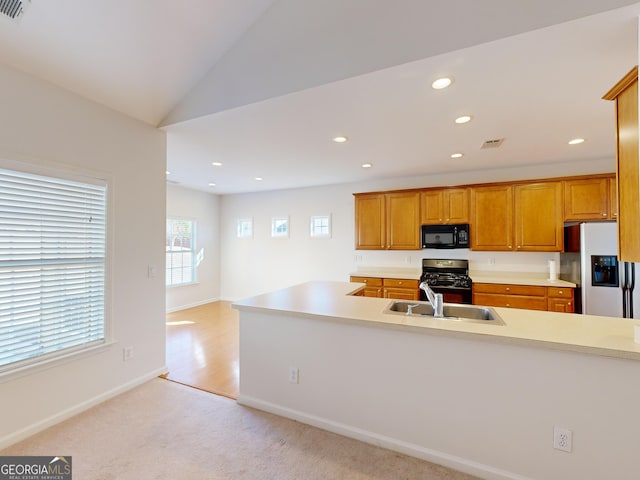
[[481, 138, 504, 149], [0, 0, 30, 22]]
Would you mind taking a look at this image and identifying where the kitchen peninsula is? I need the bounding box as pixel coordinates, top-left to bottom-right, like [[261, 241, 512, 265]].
[[233, 281, 640, 480]]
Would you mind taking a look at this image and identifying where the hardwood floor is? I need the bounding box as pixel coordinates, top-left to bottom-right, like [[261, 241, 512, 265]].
[[164, 301, 239, 399]]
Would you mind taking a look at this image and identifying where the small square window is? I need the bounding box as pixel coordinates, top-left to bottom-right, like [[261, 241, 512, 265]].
[[237, 218, 253, 238], [310, 215, 331, 238], [271, 217, 289, 238]]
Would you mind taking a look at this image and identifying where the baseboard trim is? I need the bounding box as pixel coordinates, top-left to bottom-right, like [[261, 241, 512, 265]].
[[166, 297, 220, 313], [237, 394, 532, 480], [0, 366, 168, 450]]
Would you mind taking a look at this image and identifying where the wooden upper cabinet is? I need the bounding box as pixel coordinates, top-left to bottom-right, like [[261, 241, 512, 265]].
[[604, 67, 639, 261], [609, 174, 618, 220], [354, 193, 386, 250], [470, 185, 514, 251], [514, 182, 563, 251], [386, 192, 421, 249], [354, 191, 420, 250], [420, 188, 469, 224], [563, 176, 615, 221], [563, 177, 608, 220], [471, 182, 563, 252]]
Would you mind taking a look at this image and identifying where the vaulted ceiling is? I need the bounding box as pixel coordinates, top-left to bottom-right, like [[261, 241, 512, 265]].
[[1, 1, 639, 193]]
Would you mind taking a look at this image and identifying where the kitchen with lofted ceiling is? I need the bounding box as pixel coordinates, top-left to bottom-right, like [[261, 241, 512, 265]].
[[2, 2, 640, 480]]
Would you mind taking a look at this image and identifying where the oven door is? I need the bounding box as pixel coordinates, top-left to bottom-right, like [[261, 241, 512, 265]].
[[420, 285, 472, 305]]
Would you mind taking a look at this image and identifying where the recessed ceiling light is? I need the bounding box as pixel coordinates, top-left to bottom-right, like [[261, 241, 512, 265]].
[[212, 162, 223, 166], [208, 182, 216, 187], [431, 77, 453, 90], [450, 153, 464, 159], [361, 163, 372, 168], [455, 115, 472, 124], [333, 136, 348, 143], [568, 138, 585, 145], [255, 177, 263, 181]]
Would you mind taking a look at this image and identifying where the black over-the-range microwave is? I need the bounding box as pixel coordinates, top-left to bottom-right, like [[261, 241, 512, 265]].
[[421, 223, 470, 249]]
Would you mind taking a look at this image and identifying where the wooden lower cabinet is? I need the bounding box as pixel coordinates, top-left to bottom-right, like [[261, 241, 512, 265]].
[[473, 283, 574, 313], [350, 276, 419, 300], [350, 276, 383, 297], [382, 278, 420, 300], [547, 287, 575, 313]]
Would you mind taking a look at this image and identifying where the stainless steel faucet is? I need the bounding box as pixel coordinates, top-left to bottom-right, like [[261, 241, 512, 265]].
[[419, 282, 444, 318]]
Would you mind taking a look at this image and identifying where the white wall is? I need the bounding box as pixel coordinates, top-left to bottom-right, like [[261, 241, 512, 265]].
[[220, 157, 614, 300], [166, 184, 221, 311], [0, 63, 167, 447], [238, 309, 640, 480]]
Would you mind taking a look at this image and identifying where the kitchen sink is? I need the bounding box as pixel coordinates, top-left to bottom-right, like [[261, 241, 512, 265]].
[[384, 300, 505, 325]]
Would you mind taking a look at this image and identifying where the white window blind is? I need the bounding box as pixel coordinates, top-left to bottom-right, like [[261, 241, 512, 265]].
[[0, 167, 107, 373]]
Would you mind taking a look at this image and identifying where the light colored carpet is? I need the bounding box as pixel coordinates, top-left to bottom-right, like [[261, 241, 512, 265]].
[[1, 378, 481, 480]]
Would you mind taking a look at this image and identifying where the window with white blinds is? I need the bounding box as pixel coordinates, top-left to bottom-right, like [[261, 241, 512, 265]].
[[0, 166, 107, 373]]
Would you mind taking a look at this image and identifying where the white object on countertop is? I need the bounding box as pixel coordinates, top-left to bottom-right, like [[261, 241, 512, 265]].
[[635, 325, 640, 344], [548, 260, 558, 281]]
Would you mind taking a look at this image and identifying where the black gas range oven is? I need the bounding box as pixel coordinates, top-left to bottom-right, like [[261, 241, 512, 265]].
[[419, 259, 472, 304]]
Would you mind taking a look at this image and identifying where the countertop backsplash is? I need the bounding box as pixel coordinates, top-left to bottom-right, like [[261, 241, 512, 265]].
[[352, 249, 560, 280]]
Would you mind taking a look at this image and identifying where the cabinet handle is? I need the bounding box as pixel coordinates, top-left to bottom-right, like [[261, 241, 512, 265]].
[[398, 281, 403, 285], [506, 287, 511, 292], [558, 290, 563, 294], [602, 213, 607, 217], [364, 279, 368, 283], [568, 302, 572, 306], [517, 245, 521, 249], [506, 303, 510, 307], [508, 245, 513, 249]]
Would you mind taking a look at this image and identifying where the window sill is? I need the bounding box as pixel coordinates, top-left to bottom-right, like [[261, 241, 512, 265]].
[[0, 341, 115, 383]]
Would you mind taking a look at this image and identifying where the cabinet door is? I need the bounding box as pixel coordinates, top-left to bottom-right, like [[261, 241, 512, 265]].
[[514, 182, 563, 252], [605, 69, 640, 261], [354, 194, 385, 250], [350, 276, 383, 297], [609, 175, 618, 220], [420, 190, 444, 224], [383, 278, 419, 300], [547, 287, 574, 313], [445, 188, 470, 223], [547, 298, 574, 313], [421, 189, 469, 224], [470, 185, 513, 251], [563, 178, 609, 221], [386, 192, 420, 250]]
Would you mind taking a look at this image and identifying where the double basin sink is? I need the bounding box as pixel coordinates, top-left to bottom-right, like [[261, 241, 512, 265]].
[[384, 300, 505, 325]]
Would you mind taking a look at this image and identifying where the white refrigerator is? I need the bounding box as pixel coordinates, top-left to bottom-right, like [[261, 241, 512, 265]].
[[560, 222, 640, 318]]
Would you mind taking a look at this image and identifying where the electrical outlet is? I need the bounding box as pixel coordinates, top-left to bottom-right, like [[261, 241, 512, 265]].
[[553, 427, 572, 452], [288, 367, 299, 384], [123, 346, 134, 362]]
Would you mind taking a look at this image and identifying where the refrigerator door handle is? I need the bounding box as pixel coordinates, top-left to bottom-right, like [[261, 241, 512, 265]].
[[621, 262, 635, 318]]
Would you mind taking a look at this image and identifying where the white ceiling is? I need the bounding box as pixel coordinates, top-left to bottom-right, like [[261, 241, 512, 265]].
[[1, 1, 639, 194]]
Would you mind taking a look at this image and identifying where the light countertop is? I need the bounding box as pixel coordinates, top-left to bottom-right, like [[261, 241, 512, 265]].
[[233, 281, 640, 361]]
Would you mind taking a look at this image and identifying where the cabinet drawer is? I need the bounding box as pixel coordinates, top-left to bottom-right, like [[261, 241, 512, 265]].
[[350, 276, 383, 286], [384, 287, 420, 300], [473, 283, 546, 297], [547, 287, 572, 298], [473, 293, 547, 311], [383, 278, 419, 288]]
